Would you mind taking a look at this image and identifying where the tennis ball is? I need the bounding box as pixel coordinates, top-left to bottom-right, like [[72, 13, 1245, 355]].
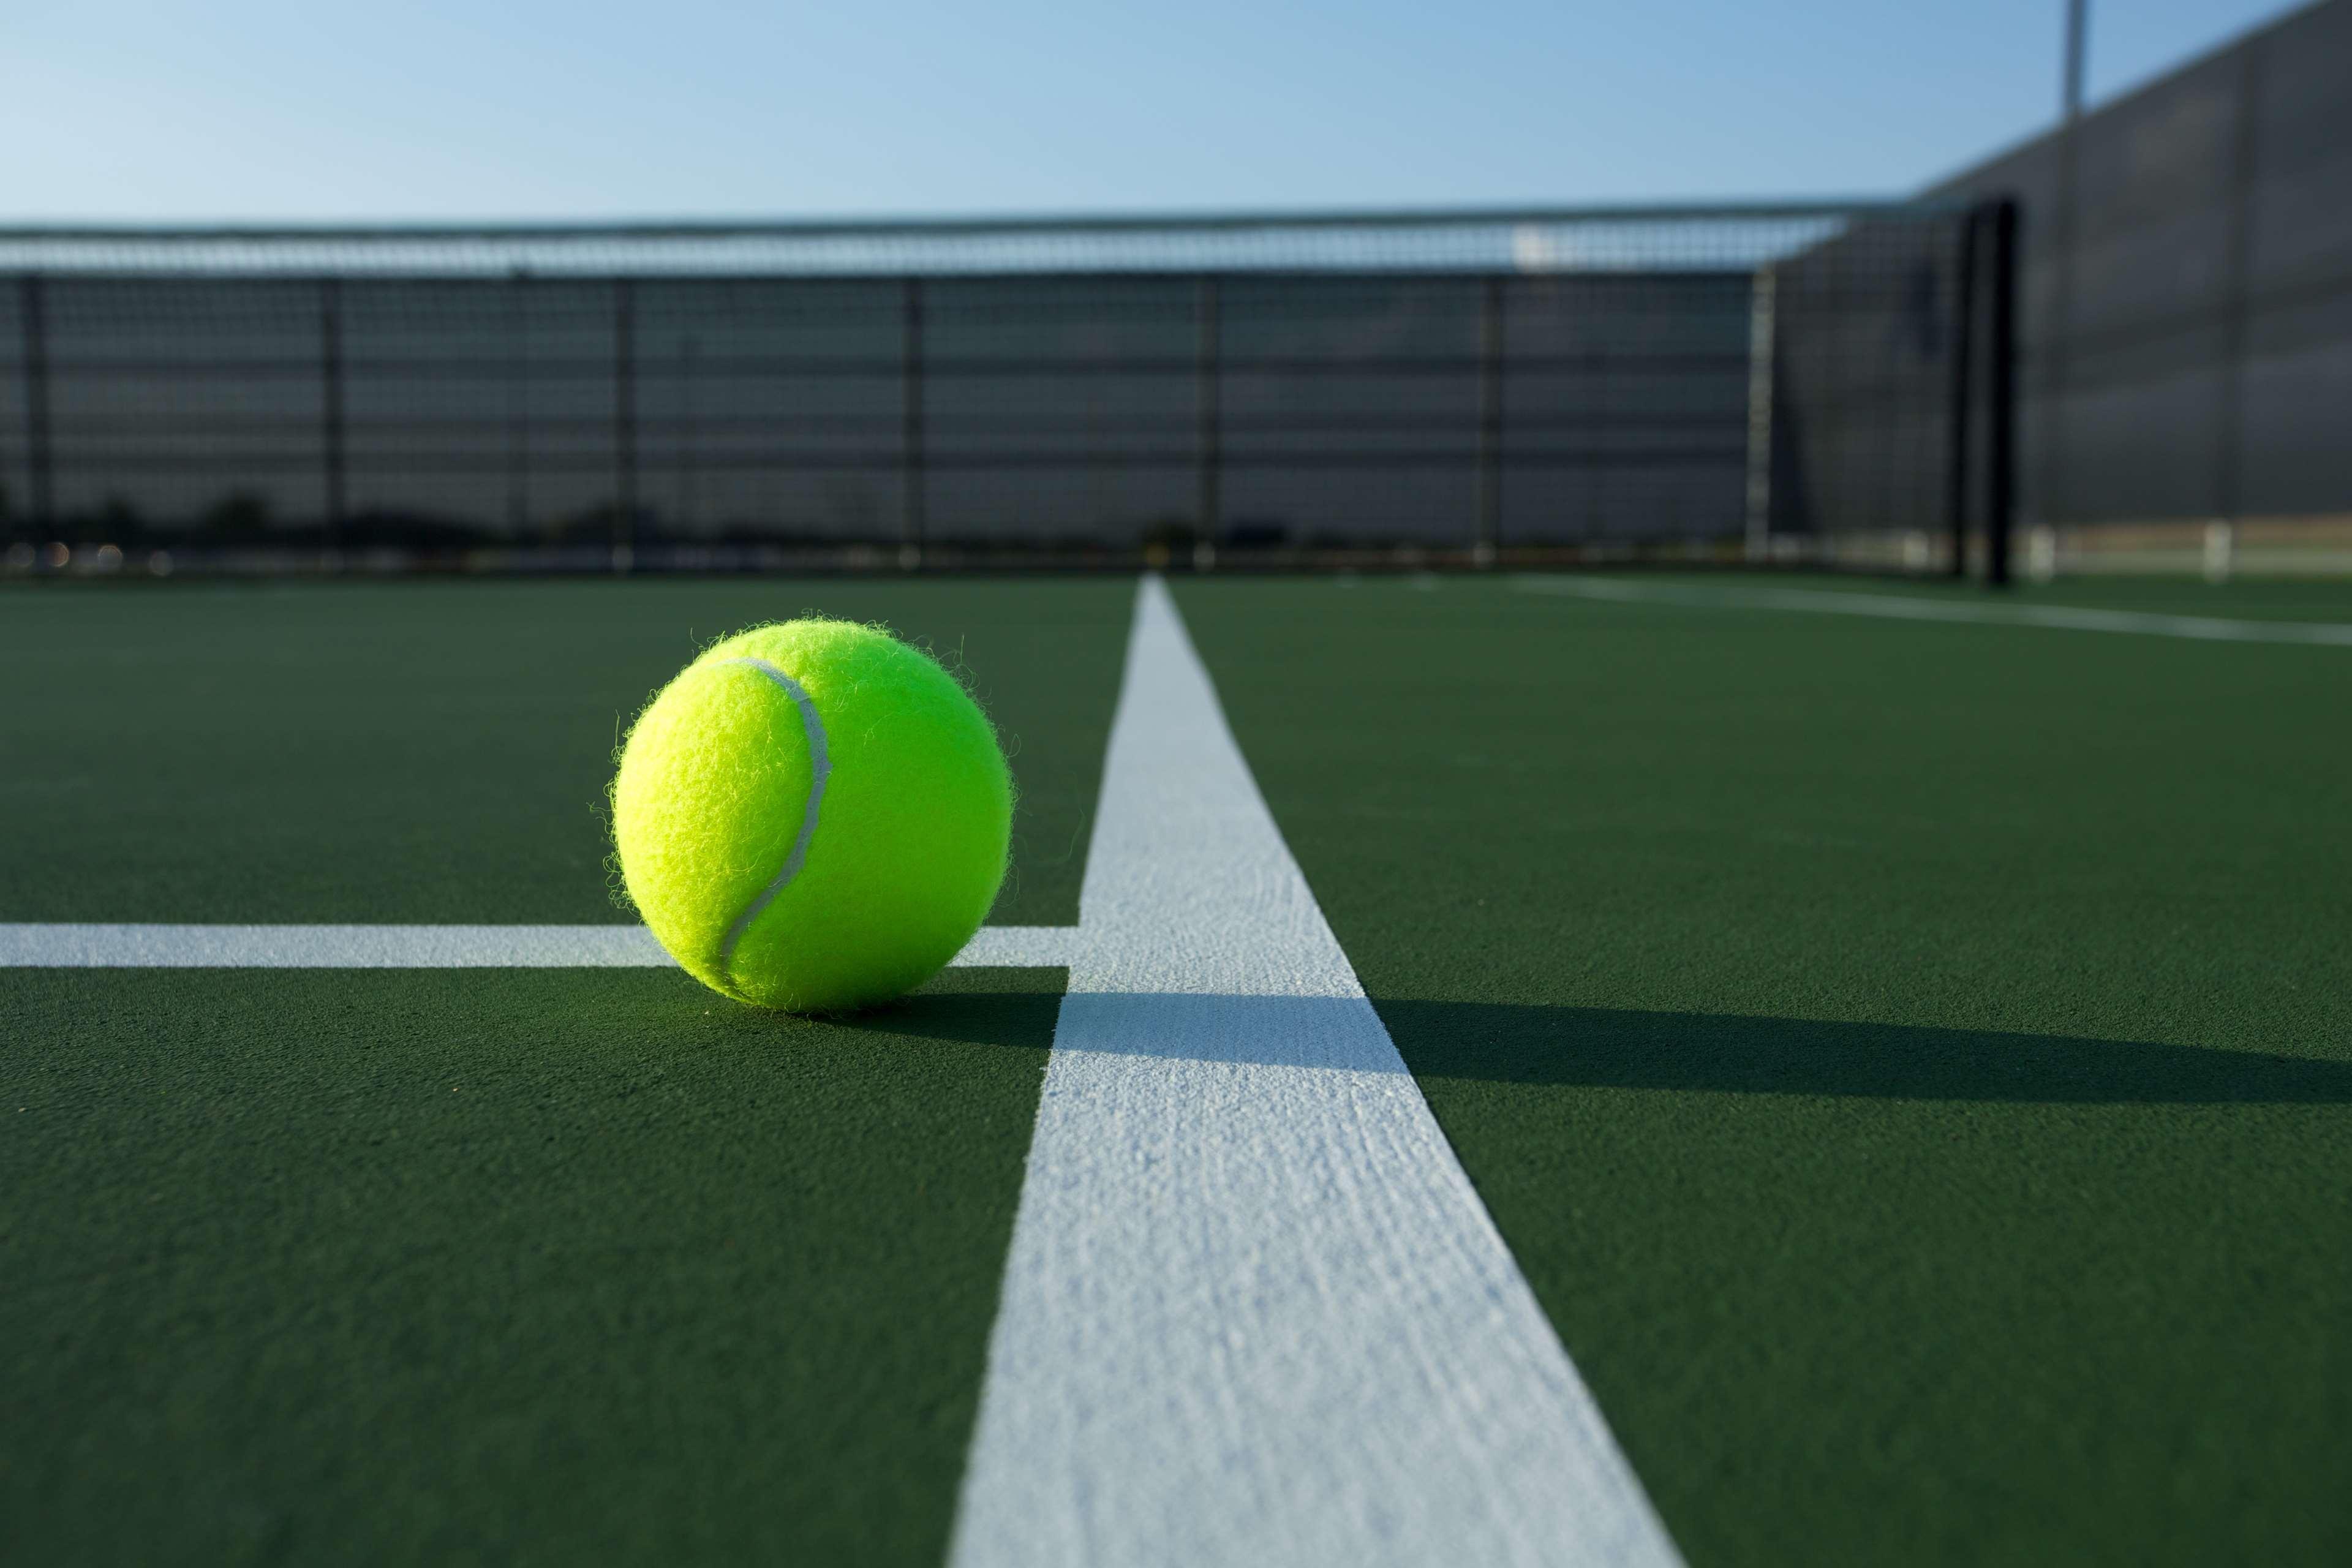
[[611, 619, 1011, 1014]]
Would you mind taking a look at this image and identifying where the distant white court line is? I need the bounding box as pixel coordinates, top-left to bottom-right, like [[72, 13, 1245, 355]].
[[0, 922, 1078, 970], [1514, 573, 2352, 646], [948, 578, 1679, 1568]]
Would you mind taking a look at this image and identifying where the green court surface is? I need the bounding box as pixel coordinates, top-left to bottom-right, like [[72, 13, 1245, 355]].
[[0, 578, 1131, 927], [6, 573, 2349, 1565]]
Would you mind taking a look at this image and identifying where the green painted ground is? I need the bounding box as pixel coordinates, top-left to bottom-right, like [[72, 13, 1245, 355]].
[[0, 577, 1129, 927], [4, 965, 1059, 1567], [1, 578, 1125, 1567], [1178, 573, 2352, 1568], [5, 571, 2350, 1564], [1761, 571, 2352, 622]]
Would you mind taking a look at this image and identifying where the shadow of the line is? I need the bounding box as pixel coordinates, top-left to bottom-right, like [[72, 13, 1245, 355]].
[[1378, 1000, 2352, 1106], [847, 986, 2352, 1106]]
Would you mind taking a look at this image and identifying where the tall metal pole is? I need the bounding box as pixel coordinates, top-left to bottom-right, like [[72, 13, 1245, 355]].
[[1943, 211, 1978, 579], [2041, 0, 2089, 532], [320, 276, 346, 558], [507, 268, 530, 535], [902, 277, 925, 569], [1743, 267, 1778, 564], [1987, 200, 2020, 588], [680, 334, 699, 537], [1196, 276, 1221, 567], [1473, 276, 1504, 567], [19, 274, 52, 531], [613, 277, 636, 571], [2062, 0, 2087, 119], [2214, 40, 2261, 527]]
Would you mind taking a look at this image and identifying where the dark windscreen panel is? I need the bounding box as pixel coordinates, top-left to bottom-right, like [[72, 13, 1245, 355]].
[[0, 203, 1985, 568], [1923, 0, 2352, 529]]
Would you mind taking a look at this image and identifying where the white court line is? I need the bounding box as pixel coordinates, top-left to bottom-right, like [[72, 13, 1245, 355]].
[[949, 578, 1678, 1568], [0, 922, 1078, 970], [1514, 573, 2352, 646]]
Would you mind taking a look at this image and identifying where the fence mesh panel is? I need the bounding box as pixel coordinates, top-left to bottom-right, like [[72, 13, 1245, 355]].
[[0, 203, 2003, 571]]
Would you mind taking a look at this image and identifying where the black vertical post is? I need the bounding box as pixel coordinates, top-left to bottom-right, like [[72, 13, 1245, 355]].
[[1742, 267, 1778, 562], [2215, 42, 2261, 525], [2061, 0, 2087, 118], [679, 334, 699, 536], [1943, 209, 1978, 579], [1197, 276, 1220, 559], [320, 276, 346, 559], [902, 277, 924, 568], [613, 277, 636, 571], [507, 270, 530, 534], [1474, 274, 1504, 566], [1986, 200, 2019, 588], [2042, 0, 2088, 537], [20, 274, 53, 530]]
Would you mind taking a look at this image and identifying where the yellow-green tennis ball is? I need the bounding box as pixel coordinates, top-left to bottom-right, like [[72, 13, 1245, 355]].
[[611, 619, 1011, 1014]]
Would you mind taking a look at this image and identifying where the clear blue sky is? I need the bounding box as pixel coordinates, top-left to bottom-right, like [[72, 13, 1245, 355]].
[[0, 0, 2304, 222]]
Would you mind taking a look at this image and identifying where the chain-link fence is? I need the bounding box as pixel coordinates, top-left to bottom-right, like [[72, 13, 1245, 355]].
[[0, 202, 2011, 575]]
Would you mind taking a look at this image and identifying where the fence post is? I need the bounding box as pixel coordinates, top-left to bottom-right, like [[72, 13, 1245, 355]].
[[1986, 199, 2019, 588], [614, 277, 636, 572], [679, 334, 699, 536], [2214, 39, 2262, 527], [902, 278, 925, 569], [1197, 276, 1220, 569], [1743, 267, 1778, 564], [507, 268, 529, 534], [20, 274, 53, 530], [1474, 275, 1504, 567], [1943, 210, 1978, 579], [2039, 0, 2088, 535], [320, 276, 345, 559]]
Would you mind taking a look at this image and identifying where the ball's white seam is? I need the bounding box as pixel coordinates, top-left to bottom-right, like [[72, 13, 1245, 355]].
[[714, 657, 832, 966]]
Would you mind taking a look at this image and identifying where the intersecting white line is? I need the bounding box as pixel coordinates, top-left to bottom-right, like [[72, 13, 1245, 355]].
[[948, 577, 1679, 1568], [0, 922, 1077, 970], [4, 579, 1675, 1564], [1513, 573, 2352, 646]]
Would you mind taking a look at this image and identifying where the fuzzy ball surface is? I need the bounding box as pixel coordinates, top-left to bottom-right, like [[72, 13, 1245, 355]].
[[612, 620, 1012, 1013]]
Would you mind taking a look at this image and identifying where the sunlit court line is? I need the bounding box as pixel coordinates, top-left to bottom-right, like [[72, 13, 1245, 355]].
[[2, 581, 1675, 1564], [948, 576, 1679, 1568], [0, 922, 1079, 970], [1513, 573, 2352, 646]]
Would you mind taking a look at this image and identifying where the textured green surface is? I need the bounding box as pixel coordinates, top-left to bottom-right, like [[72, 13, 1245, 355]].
[[1, 963, 1060, 1567], [1178, 573, 2352, 1567], [8, 570, 2351, 1564], [0, 578, 1125, 1566], [1738, 572, 2352, 622], [0, 577, 1129, 926]]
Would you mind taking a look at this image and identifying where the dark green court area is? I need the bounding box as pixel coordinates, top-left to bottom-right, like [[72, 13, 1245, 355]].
[[1185, 573, 2352, 1567], [6, 572, 2348, 1566]]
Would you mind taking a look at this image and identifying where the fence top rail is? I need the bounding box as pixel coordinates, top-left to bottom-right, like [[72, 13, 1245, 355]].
[[0, 198, 1969, 278]]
